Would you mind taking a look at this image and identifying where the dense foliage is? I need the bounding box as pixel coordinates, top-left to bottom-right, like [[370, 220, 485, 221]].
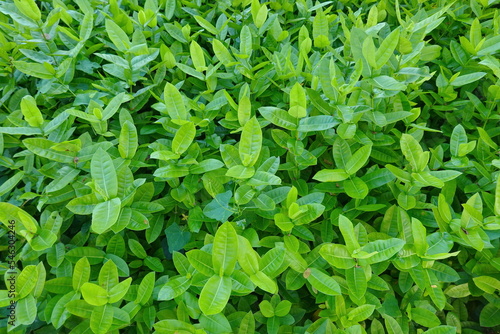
[[1, 0, 500, 333]]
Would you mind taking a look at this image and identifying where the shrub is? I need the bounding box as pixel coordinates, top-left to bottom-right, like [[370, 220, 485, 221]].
[[0, 0, 499, 333]]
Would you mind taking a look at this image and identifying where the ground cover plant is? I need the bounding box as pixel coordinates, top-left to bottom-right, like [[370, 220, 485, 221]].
[[0, 0, 500, 333]]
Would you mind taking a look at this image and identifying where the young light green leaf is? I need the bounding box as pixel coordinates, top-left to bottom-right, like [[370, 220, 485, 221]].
[[212, 222, 238, 276], [473, 276, 500, 294], [313, 169, 349, 182], [400, 134, 423, 171], [297, 116, 339, 132], [72, 257, 91, 291], [346, 266, 367, 301], [289, 82, 307, 118], [21, 96, 43, 127], [239, 117, 262, 167], [320, 244, 356, 269], [164, 82, 188, 122], [81, 283, 108, 306], [259, 107, 297, 130], [158, 276, 191, 300], [356, 238, 405, 264], [199, 275, 232, 315], [306, 268, 341, 296], [238, 96, 251, 126], [118, 121, 138, 159], [91, 148, 118, 199], [345, 145, 372, 175], [90, 304, 114, 334], [348, 304, 375, 323], [16, 265, 38, 299], [190, 40, 206, 72], [91, 198, 121, 234], [16, 294, 37, 325], [105, 19, 131, 52], [172, 122, 196, 155], [108, 277, 132, 304], [344, 177, 369, 199], [375, 28, 400, 69], [213, 39, 235, 66], [14, 0, 41, 21]]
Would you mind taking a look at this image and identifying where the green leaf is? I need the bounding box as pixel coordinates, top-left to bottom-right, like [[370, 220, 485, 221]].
[[400, 134, 423, 171], [348, 304, 375, 323], [16, 265, 38, 299], [187, 250, 214, 276], [260, 246, 287, 278], [289, 82, 307, 118], [16, 294, 37, 325], [480, 303, 500, 327], [154, 319, 197, 333], [0, 202, 37, 234], [226, 165, 255, 179], [128, 238, 147, 259], [423, 326, 457, 334], [20, 95, 43, 127], [212, 222, 239, 276], [320, 244, 356, 269], [194, 15, 218, 35], [98, 260, 119, 291], [344, 177, 369, 199], [204, 190, 235, 222], [105, 19, 130, 52], [411, 218, 428, 256], [450, 125, 467, 157], [410, 308, 441, 328], [91, 148, 118, 199], [306, 268, 341, 296], [91, 198, 121, 234], [108, 277, 132, 303], [345, 145, 372, 175], [473, 276, 500, 294], [313, 169, 349, 182], [14, 0, 41, 21], [164, 83, 188, 122], [356, 238, 405, 264], [190, 40, 206, 72], [90, 304, 114, 334], [259, 300, 274, 317], [213, 39, 235, 66], [450, 72, 487, 86], [384, 315, 403, 334], [199, 313, 232, 333], [372, 75, 407, 91], [250, 271, 278, 294], [65, 299, 94, 318], [375, 28, 400, 69], [346, 266, 367, 301], [496, 172, 500, 216], [81, 283, 108, 306], [199, 275, 232, 315], [13, 61, 54, 79], [190, 159, 224, 174], [118, 121, 138, 159], [259, 107, 297, 130], [339, 215, 361, 253], [158, 276, 191, 300], [135, 272, 155, 305], [239, 117, 262, 167], [73, 257, 91, 291], [238, 311, 255, 334], [297, 115, 339, 132], [66, 247, 106, 265], [172, 122, 196, 155]]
